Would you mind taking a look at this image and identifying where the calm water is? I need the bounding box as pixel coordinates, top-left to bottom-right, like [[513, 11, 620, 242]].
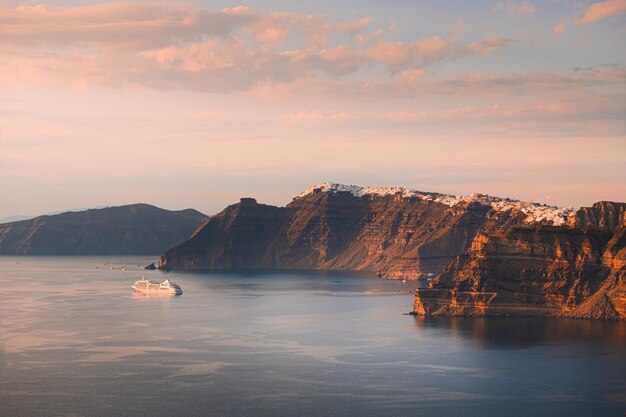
[[0, 256, 624, 417]]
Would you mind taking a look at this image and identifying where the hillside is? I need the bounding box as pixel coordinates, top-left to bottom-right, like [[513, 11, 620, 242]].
[[0, 204, 208, 255]]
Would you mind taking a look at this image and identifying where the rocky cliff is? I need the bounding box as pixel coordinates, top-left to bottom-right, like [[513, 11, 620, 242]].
[[160, 187, 501, 277], [160, 183, 625, 320], [414, 201, 626, 320], [158, 182, 579, 278], [0, 204, 208, 255]]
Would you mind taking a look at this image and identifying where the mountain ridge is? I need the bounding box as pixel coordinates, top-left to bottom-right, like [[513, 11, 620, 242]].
[[0, 203, 208, 255]]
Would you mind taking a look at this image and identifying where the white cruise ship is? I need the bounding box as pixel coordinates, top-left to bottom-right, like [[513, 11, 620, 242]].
[[132, 277, 183, 295]]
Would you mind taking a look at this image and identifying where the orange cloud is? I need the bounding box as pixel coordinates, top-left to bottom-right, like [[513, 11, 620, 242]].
[[576, 0, 626, 24], [1, 3, 254, 46], [367, 41, 412, 65], [466, 37, 513, 55], [250, 67, 626, 102], [553, 20, 566, 36], [0, 2, 515, 93], [281, 94, 623, 125]]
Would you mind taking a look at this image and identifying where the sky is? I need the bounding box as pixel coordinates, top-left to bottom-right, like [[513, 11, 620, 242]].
[[0, 0, 625, 217]]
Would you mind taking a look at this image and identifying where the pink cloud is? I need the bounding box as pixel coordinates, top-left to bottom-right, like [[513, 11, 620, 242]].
[[0, 2, 515, 93], [250, 67, 626, 102], [281, 94, 623, 125], [466, 37, 513, 55], [553, 20, 567, 36], [576, 0, 626, 24], [419, 69, 626, 100], [358, 36, 452, 68], [1, 3, 254, 47], [367, 41, 413, 65]]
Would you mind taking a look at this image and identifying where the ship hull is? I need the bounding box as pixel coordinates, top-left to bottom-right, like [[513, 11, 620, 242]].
[[132, 287, 183, 296]]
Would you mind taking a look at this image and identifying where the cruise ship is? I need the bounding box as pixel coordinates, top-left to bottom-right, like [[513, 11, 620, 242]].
[[132, 277, 183, 295]]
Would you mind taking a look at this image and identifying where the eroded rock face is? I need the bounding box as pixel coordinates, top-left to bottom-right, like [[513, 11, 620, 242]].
[[414, 202, 626, 320], [159, 184, 625, 320], [160, 189, 497, 277], [160, 198, 291, 270], [160, 184, 572, 276]]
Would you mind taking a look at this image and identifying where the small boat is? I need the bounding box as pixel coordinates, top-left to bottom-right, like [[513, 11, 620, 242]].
[[132, 277, 183, 296]]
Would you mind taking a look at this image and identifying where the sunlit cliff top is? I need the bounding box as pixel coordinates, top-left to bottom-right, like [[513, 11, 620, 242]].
[[297, 182, 577, 226]]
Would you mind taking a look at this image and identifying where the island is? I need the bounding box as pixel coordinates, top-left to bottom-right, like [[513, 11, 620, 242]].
[[159, 183, 625, 320]]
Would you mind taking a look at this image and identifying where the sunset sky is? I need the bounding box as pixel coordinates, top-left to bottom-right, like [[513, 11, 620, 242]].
[[1, 0, 625, 217]]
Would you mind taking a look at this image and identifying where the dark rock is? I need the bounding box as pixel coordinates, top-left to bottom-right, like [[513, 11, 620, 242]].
[[239, 198, 257, 205]]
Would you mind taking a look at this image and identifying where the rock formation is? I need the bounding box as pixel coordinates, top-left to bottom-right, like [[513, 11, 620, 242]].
[[414, 201, 626, 320], [0, 204, 208, 255], [160, 183, 625, 320], [160, 190, 496, 277]]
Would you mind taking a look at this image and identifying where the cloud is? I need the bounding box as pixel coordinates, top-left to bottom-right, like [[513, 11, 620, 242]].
[[251, 66, 626, 101], [576, 0, 626, 24], [491, 1, 536, 15], [1, 3, 254, 47], [0, 2, 514, 93], [466, 37, 513, 55], [553, 20, 567, 36], [281, 93, 625, 126], [276, 35, 512, 76]]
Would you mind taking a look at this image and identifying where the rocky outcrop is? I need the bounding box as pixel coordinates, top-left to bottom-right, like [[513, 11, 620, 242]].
[[414, 202, 626, 320], [160, 198, 291, 269], [0, 204, 208, 255]]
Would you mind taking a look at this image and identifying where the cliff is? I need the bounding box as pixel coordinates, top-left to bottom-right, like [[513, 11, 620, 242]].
[[160, 190, 502, 277], [160, 183, 625, 320], [414, 202, 626, 320], [159, 183, 576, 278], [0, 204, 208, 255]]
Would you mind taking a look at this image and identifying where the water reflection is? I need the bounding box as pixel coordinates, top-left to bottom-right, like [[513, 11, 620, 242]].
[[413, 316, 626, 349]]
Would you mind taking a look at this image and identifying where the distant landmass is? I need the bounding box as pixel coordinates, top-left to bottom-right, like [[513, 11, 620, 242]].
[[0, 204, 208, 255], [0, 206, 111, 224], [159, 183, 625, 320]]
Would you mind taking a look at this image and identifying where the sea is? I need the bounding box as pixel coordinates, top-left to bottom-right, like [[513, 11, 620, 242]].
[[0, 256, 624, 417]]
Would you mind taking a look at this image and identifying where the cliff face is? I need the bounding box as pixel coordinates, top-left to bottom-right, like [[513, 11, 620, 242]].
[[414, 202, 626, 320], [161, 185, 557, 277], [160, 198, 291, 269], [160, 192, 503, 277], [161, 183, 625, 320], [0, 204, 208, 255]]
